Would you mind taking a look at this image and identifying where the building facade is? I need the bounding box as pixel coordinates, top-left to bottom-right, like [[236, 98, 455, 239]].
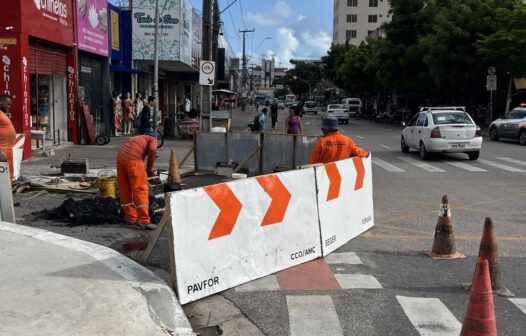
[[332, 0, 390, 46]]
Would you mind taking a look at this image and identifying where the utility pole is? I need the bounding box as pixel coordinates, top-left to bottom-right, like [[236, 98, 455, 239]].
[[152, 0, 160, 130], [240, 28, 254, 111], [212, 0, 220, 88], [201, 0, 212, 121]]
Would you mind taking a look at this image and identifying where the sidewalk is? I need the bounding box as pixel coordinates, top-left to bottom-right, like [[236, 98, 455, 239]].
[[0, 221, 194, 336]]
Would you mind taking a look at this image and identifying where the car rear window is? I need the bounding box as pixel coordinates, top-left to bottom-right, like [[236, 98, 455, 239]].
[[305, 102, 316, 107], [329, 105, 345, 109], [432, 112, 473, 125]]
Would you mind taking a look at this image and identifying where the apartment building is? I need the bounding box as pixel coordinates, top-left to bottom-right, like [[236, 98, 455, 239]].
[[333, 0, 391, 45]]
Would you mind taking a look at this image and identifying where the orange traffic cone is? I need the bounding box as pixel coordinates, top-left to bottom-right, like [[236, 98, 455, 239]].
[[460, 257, 497, 336], [168, 149, 181, 183], [426, 195, 465, 259], [475, 217, 514, 297]]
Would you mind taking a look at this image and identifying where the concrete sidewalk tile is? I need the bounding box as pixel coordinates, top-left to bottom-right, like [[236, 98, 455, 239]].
[[235, 275, 280, 292]]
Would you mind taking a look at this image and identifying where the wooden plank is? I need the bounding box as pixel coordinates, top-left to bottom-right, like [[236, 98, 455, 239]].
[[141, 213, 168, 265], [82, 104, 96, 145]]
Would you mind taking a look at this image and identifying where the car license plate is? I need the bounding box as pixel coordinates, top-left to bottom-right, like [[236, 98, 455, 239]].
[[451, 143, 467, 149]]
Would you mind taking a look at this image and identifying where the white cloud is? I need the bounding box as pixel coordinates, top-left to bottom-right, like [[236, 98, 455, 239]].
[[246, 12, 279, 26], [301, 30, 332, 55], [273, 1, 291, 18], [297, 14, 306, 22], [276, 27, 299, 65]]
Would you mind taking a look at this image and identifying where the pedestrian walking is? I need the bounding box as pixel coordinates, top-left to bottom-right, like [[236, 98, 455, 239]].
[[270, 100, 279, 130], [0, 94, 16, 182], [137, 96, 155, 135], [123, 93, 134, 135], [248, 107, 267, 132], [309, 115, 369, 164], [116, 130, 158, 230], [112, 92, 123, 136], [285, 106, 303, 135]]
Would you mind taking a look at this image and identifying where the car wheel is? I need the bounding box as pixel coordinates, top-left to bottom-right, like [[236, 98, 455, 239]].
[[401, 136, 409, 153], [519, 129, 526, 146], [489, 127, 499, 141], [468, 151, 480, 160], [419, 142, 429, 160]]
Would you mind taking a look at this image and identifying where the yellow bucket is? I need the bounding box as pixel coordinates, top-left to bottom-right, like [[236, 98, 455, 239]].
[[98, 177, 117, 198]]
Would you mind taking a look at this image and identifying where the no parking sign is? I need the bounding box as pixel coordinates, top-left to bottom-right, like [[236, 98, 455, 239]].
[[199, 61, 215, 86]]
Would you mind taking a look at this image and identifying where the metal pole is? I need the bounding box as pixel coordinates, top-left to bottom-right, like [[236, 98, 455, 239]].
[[152, 0, 159, 130], [202, 0, 212, 120], [240, 29, 255, 111]]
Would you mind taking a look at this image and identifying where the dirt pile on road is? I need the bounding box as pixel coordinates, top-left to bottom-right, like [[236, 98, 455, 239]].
[[36, 196, 164, 225]]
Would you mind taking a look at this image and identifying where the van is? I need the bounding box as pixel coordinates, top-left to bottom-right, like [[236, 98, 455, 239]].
[[342, 98, 363, 116]]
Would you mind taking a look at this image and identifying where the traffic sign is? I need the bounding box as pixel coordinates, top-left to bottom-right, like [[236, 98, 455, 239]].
[[199, 61, 215, 86], [275, 84, 284, 90], [486, 75, 497, 91], [488, 67, 496, 75]]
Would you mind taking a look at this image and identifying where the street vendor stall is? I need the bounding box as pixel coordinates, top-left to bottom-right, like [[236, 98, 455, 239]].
[[210, 89, 238, 131]]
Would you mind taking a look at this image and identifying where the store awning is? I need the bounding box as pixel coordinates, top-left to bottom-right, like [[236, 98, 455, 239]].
[[110, 64, 145, 74]]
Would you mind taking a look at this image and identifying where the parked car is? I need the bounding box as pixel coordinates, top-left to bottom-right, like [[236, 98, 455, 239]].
[[401, 107, 482, 160], [276, 100, 285, 110], [489, 107, 526, 145], [342, 98, 363, 117], [303, 101, 318, 114], [325, 104, 350, 124]]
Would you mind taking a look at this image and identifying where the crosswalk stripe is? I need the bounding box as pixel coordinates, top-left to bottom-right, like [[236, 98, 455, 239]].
[[478, 159, 526, 172], [287, 296, 343, 336], [235, 275, 279, 292], [396, 296, 462, 336], [497, 157, 526, 167], [379, 144, 391, 149], [335, 274, 383, 289], [397, 157, 446, 172], [325, 252, 363, 265], [443, 161, 487, 172], [372, 157, 405, 172], [509, 298, 526, 315]]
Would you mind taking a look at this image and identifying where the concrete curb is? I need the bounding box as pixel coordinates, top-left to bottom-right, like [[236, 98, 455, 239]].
[[0, 221, 195, 336]]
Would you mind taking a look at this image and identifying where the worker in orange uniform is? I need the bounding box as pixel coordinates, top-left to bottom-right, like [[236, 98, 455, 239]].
[[0, 94, 16, 183], [117, 130, 158, 230], [309, 115, 369, 164]]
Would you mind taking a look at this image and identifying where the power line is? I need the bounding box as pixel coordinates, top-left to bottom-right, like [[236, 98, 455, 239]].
[[238, 0, 246, 29]]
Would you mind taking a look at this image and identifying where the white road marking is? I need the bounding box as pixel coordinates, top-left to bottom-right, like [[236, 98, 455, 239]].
[[379, 144, 391, 149], [335, 274, 383, 289], [443, 161, 487, 172], [287, 296, 343, 336], [397, 157, 446, 172], [509, 298, 526, 315], [356, 135, 364, 139], [478, 159, 526, 172], [325, 252, 363, 265], [496, 157, 526, 167], [372, 158, 405, 172], [235, 275, 279, 292], [396, 296, 462, 336]]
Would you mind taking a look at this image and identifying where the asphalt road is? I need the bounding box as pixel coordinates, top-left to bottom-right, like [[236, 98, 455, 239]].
[[223, 109, 526, 335]]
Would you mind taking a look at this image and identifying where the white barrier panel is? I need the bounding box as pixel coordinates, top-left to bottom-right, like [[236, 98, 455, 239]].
[[315, 156, 374, 256], [13, 134, 25, 180], [170, 168, 321, 304]]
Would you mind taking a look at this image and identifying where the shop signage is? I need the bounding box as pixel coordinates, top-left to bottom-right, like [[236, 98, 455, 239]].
[[132, 0, 192, 65], [0, 34, 31, 158], [67, 50, 78, 144], [76, 0, 109, 56], [23, 0, 74, 46], [111, 9, 120, 51]]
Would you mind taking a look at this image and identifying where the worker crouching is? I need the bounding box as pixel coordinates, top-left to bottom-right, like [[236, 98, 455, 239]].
[[117, 130, 158, 230]]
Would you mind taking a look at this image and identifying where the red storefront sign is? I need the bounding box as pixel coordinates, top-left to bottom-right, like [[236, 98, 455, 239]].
[[20, 0, 74, 46], [67, 49, 78, 143], [0, 34, 32, 159]]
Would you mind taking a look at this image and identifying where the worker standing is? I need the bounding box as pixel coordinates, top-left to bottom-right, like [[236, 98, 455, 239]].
[[309, 115, 369, 164], [0, 94, 16, 183], [117, 130, 158, 229]]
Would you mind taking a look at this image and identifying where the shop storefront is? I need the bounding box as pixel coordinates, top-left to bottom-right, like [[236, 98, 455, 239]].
[[2, 0, 77, 158], [76, 0, 110, 138]]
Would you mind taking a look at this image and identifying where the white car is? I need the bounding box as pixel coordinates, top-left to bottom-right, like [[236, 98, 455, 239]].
[[489, 107, 526, 145], [401, 107, 482, 160], [342, 98, 362, 116], [303, 101, 318, 114], [325, 104, 349, 124]]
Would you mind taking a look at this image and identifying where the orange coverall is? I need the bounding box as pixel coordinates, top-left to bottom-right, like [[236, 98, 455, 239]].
[[0, 111, 16, 182], [308, 131, 369, 164], [117, 135, 157, 225]]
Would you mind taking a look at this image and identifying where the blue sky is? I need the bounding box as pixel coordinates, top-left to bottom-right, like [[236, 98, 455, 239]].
[[190, 0, 334, 67]]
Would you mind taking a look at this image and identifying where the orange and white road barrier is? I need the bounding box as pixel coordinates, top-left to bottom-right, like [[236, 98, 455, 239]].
[[426, 195, 465, 260], [169, 168, 322, 304], [315, 156, 374, 255], [460, 257, 497, 336]]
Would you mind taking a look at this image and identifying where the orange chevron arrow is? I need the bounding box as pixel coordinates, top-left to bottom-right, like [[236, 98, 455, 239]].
[[352, 157, 365, 190], [325, 162, 341, 201], [204, 184, 243, 240], [257, 175, 291, 226]]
